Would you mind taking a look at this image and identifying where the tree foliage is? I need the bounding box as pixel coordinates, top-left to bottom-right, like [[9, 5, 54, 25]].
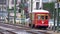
[[43, 2, 55, 18]]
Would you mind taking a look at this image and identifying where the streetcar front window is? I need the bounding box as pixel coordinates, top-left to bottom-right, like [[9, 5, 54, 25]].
[[41, 16, 44, 20], [45, 16, 48, 19], [36, 2, 39, 10]]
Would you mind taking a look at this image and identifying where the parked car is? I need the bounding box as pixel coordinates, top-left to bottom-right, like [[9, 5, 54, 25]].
[[49, 19, 57, 27], [49, 19, 60, 30], [0, 17, 6, 23], [16, 18, 25, 24]]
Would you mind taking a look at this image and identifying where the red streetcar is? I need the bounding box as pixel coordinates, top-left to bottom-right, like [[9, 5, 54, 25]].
[[29, 9, 50, 29]]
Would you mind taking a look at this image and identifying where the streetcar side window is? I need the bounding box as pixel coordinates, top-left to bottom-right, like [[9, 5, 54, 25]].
[[32, 14, 34, 20], [38, 16, 41, 20], [45, 16, 48, 19]]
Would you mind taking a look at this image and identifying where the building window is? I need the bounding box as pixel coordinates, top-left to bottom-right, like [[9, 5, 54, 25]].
[[38, 15, 41, 20], [0, 0, 6, 4], [41, 16, 44, 20], [36, 2, 39, 10], [45, 16, 48, 19], [12, 0, 17, 4]]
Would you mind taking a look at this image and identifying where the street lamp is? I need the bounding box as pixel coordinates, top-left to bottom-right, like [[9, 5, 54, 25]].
[[14, 0, 16, 24], [56, 0, 60, 32]]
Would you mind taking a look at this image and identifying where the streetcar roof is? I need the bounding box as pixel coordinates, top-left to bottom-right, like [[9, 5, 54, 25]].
[[31, 9, 49, 13]]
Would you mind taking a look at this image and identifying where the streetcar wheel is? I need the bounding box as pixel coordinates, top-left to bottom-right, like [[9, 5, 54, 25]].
[[29, 24, 31, 27], [29, 24, 35, 28], [31, 24, 35, 28]]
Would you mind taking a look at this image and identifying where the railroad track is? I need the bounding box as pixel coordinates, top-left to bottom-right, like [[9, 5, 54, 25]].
[[0, 28, 16, 34], [0, 23, 51, 34]]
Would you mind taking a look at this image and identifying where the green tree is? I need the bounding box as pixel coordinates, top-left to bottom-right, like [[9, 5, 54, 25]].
[[43, 2, 55, 18], [18, 3, 23, 13]]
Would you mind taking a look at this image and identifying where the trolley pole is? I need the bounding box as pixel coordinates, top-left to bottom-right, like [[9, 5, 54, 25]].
[[14, 0, 16, 24]]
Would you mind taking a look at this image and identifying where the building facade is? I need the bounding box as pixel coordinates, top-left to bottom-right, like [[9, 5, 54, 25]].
[[0, 0, 57, 11], [0, 0, 7, 11]]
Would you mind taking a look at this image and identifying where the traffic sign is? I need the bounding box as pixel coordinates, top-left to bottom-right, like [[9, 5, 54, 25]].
[[55, 3, 58, 8], [55, 2, 60, 8]]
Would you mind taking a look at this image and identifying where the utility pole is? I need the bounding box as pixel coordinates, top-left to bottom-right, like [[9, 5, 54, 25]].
[[14, 0, 16, 24]]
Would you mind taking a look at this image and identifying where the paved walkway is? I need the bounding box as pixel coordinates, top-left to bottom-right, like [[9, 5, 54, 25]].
[[47, 31, 60, 34]]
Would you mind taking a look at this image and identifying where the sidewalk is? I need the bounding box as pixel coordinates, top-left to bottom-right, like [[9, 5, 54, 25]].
[[4, 23, 29, 28], [47, 31, 60, 34]]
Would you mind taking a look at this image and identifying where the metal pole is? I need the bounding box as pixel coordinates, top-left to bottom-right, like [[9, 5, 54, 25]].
[[2, 0, 3, 23], [7, 0, 9, 23], [31, 0, 33, 28], [54, 2, 57, 32], [14, 0, 16, 24], [54, 4, 56, 32], [21, 0, 25, 24], [21, 0, 24, 18], [57, 2, 59, 33]]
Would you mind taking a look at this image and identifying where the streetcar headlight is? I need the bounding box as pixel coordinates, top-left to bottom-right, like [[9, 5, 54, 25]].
[[42, 21, 44, 24]]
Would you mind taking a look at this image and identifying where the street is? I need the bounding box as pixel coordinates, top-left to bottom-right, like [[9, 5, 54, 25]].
[[0, 23, 50, 34]]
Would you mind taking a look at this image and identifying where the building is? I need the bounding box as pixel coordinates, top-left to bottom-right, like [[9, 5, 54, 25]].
[[0, 0, 7, 11], [0, 0, 57, 11], [0, 0, 8, 20], [8, 0, 28, 12], [9, 0, 21, 9]]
